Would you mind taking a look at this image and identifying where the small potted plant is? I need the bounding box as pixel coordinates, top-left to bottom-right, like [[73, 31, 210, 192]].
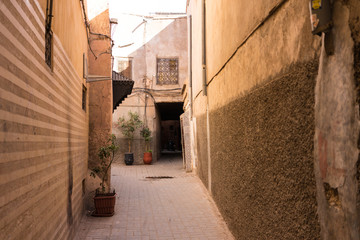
[[140, 126, 152, 164], [90, 134, 118, 216], [118, 111, 142, 165]]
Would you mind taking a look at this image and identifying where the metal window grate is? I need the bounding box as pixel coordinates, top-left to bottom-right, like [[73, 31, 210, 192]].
[[82, 84, 87, 111], [157, 58, 179, 85], [45, 0, 53, 69], [45, 29, 53, 68]]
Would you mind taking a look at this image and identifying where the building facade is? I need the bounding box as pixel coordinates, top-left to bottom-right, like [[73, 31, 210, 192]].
[[112, 15, 188, 163], [186, 0, 360, 239], [0, 0, 89, 239]]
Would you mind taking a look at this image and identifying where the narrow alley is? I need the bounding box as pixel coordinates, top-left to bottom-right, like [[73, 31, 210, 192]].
[[2, 0, 360, 239], [75, 154, 234, 240]]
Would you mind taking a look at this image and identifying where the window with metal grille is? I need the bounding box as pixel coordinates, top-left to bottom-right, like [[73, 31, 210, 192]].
[[82, 84, 87, 112], [45, 30, 53, 68], [156, 58, 179, 85], [45, 0, 53, 69]]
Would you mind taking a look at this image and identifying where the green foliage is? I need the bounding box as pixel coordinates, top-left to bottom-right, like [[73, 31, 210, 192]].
[[118, 111, 142, 152], [118, 111, 142, 140], [140, 126, 152, 152], [90, 134, 118, 193], [140, 126, 152, 142]]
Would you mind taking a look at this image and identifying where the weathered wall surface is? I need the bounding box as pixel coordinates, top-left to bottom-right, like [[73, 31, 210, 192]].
[[192, 94, 208, 186], [88, 9, 112, 171], [188, 0, 322, 239], [351, 2, 360, 232], [0, 0, 88, 239], [206, 0, 320, 111], [85, 6, 113, 211], [112, 103, 156, 165], [210, 61, 320, 239], [180, 110, 192, 172], [314, 1, 360, 238]]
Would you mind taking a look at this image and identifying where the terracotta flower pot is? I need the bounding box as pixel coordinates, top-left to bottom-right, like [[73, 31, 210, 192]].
[[143, 152, 152, 164], [92, 193, 116, 217]]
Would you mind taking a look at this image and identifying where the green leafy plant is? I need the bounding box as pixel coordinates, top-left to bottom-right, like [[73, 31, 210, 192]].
[[90, 134, 118, 193], [140, 126, 152, 152], [118, 111, 142, 152]]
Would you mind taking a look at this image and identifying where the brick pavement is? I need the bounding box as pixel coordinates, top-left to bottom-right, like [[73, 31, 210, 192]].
[[74, 154, 234, 240]]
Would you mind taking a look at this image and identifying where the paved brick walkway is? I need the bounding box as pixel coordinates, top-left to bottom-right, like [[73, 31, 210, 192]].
[[75, 154, 234, 240]]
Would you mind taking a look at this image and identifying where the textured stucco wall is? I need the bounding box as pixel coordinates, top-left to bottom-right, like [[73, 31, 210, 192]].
[[206, 0, 320, 111], [194, 114, 208, 186], [180, 110, 192, 172], [192, 93, 208, 185], [88, 9, 112, 170], [0, 0, 88, 239], [210, 61, 320, 239], [189, 0, 322, 238], [206, 0, 279, 79], [86, 5, 113, 212]]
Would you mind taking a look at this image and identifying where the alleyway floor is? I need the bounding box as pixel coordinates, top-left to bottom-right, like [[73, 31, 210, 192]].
[[74, 154, 234, 240]]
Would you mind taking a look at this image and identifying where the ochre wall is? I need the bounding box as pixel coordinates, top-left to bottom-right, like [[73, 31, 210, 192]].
[[87, 9, 112, 171], [189, 0, 321, 239], [0, 0, 88, 239], [206, 0, 320, 111]]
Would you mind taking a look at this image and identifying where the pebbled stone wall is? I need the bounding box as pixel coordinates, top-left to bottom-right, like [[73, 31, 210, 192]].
[[209, 61, 320, 239]]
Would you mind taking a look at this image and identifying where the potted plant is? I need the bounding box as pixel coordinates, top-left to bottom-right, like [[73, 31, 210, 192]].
[[90, 134, 118, 217], [140, 126, 152, 164], [118, 111, 142, 165]]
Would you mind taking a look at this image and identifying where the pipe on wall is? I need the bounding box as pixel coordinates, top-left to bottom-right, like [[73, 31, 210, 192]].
[[202, 0, 207, 96], [189, 15, 193, 119]]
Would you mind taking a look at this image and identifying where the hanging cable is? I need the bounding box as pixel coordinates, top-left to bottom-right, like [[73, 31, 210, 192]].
[[133, 87, 182, 92], [79, 0, 114, 59]]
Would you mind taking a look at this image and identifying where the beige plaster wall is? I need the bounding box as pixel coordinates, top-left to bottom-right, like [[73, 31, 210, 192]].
[[206, 0, 280, 79], [0, 0, 88, 239], [187, 0, 203, 97], [206, 0, 320, 112]]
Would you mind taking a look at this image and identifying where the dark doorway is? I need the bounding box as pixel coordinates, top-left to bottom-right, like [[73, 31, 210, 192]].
[[156, 102, 183, 153]]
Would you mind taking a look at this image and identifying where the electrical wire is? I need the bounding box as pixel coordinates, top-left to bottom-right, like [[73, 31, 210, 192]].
[[207, 0, 289, 86], [133, 87, 182, 92], [80, 0, 113, 59], [132, 90, 157, 104]]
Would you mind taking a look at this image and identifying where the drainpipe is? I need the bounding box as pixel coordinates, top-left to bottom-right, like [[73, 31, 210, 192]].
[[202, 0, 212, 193], [202, 0, 207, 96], [46, 0, 53, 29], [189, 15, 193, 119]]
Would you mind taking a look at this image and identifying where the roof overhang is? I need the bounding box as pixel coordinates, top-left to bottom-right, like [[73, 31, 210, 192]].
[[112, 71, 134, 112]]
